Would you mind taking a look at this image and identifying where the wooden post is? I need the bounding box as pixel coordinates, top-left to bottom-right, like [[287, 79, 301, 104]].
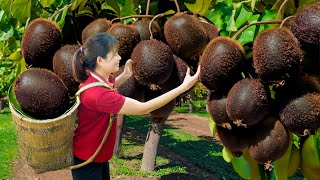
[[113, 114, 125, 157]]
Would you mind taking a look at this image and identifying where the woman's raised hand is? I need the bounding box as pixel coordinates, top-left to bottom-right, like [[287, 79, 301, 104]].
[[182, 65, 201, 90]]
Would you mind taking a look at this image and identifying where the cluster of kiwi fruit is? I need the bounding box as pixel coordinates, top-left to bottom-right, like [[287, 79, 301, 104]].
[[15, 4, 219, 120], [202, 2, 320, 171]]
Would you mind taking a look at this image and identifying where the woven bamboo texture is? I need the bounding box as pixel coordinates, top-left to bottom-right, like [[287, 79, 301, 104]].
[[9, 98, 80, 173]]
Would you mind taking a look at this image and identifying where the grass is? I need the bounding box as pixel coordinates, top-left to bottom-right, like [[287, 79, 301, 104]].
[[174, 99, 210, 118], [0, 107, 18, 180], [123, 115, 241, 179]]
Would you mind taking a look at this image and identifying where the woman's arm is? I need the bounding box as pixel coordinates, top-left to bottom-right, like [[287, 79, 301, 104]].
[[115, 59, 133, 87], [118, 66, 200, 115]]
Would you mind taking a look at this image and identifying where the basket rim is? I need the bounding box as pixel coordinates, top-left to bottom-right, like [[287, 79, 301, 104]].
[[9, 97, 80, 124]]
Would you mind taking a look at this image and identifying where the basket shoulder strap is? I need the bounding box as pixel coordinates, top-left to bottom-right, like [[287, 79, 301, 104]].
[[75, 82, 113, 96]]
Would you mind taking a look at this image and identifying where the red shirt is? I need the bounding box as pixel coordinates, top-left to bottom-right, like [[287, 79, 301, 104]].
[[73, 72, 125, 162]]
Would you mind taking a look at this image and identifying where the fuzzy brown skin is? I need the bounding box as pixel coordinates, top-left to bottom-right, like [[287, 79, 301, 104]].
[[144, 88, 176, 118], [280, 93, 320, 136], [273, 75, 320, 112], [21, 18, 61, 70], [216, 123, 254, 153], [199, 36, 245, 92], [164, 13, 209, 60], [132, 19, 161, 41], [253, 28, 302, 82], [14, 68, 68, 119], [207, 91, 232, 128], [107, 23, 141, 65], [131, 39, 174, 87], [53, 44, 80, 95], [200, 21, 219, 40], [81, 18, 111, 44], [290, 2, 320, 48], [173, 55, 194, 99], [226, 78, 270, 127], [249, 117, 290, 164]]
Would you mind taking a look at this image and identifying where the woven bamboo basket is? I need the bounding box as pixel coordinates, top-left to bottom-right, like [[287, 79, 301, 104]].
[[9, 97, 80, 173]]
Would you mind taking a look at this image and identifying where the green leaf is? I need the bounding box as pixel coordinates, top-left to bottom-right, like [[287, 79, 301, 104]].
[[164, 10, 175, 15], [237, 14, 259, 45], [222, 147, 234, 162], [312, 135, 320, 161], [232, 155, 251, 179], [272, 133, 293, 180], [0, 0, 12, 17], [11, 0, 32, 22], [184, 0, 212, 15], [40, 0, 56, 7], [235, 5, 252, 29], [207, 2, 233, 30], [8, 50, 22, 61], [251, 0, 257, 11], [104, 0, 121, 17], [208, 118, 217, 137], [119, 0, 136, 17], [226, 9, 237, 32], [0, 26, 14, 41]]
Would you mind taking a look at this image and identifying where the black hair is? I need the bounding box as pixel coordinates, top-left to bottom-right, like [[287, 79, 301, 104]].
[[72, 32, 119, 83]]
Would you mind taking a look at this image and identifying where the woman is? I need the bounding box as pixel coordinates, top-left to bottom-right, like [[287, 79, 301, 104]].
[[72, 32, 200, 180]]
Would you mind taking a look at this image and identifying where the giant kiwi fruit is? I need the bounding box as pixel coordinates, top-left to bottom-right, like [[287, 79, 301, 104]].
[[53, 44, 80, 95], [249, 116, 290, 169], [200, 21, 219, 40], [199, 36, 245, 92], [81, 18, 111, 44], [280, 93, 320, 136], [14, 68, 68, 119], [253, 28, 302, 82], [207, 91, 232, 129], [21, 18, 62, 70], [290, 2, 320, 49], [164, 13, 209, 60], [131, 39, 174, 88], [226, 78, 270, 127], [132, 19, 161, 40], [107, 23, 141, 65]]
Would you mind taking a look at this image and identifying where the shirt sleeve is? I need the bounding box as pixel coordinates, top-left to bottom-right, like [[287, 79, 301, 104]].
[[95, 87, 125, 114]]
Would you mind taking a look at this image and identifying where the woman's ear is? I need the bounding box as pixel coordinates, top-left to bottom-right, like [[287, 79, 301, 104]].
[[96, 56, 103, 66]]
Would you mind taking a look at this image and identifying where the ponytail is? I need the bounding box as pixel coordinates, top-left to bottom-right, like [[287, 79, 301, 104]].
[[72, 48, 88, 83]]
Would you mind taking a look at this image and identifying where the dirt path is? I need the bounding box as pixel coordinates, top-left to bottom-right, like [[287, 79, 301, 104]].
[[13, 113, 214, 180]]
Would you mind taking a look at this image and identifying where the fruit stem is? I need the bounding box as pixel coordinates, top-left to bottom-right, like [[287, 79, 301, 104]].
[[276, 0, 289, 20], [173, 0, 180, 13], [146, 0, 150, 15], [280, 15, 294, 28], [111, 15, 155, 24], [232, 20, 283, 40], [149, 13, 165, 40], [183, 11, 216, 26], [50, 3, 73, 21]]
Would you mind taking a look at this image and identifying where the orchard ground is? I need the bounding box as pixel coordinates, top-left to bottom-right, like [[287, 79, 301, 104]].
[[13, 113, 219, 180]]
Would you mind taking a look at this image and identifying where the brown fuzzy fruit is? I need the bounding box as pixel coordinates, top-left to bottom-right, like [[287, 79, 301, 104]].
[[107, 23, 141, 64], [81, 18, 111, 44], [226, 78, 270, 127], [14, 68, 68, 119], [21, 18, 61, 70], [131, 39, 174, 88], [207, 91, 232, 129], [280, 93, 320, 136], [199, 36, 245, 92], [53, 44, 80, 94], [249, 116, 290, 168], [216, 123, 254, 153], [253, 28, 302, 82], [290, 2, 320, 49], [164, 13, 209, 60], [200, 21, 219, 40], [132, 19, 161, 40]]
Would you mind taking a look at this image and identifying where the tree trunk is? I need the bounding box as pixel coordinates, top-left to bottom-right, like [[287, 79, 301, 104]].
[[188, 93, 194, 113], [140, 117, 166, 171], [113, 114, 125, 157]]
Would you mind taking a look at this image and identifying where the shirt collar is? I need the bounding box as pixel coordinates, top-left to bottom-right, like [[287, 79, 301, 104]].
[[90, 71, 114, 87]]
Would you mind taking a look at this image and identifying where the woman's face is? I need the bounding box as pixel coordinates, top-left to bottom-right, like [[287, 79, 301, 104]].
[[103, 47, 121, 73]]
